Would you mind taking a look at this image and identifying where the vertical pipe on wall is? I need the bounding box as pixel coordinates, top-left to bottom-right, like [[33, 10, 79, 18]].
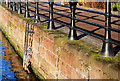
[[47, 0, 55, 30], [101, 0, 114, 57], [68, 0, 78, 40]]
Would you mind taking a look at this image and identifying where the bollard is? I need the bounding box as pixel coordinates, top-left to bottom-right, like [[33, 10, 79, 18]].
[[12, 0, 16, 11], [47, 0, 55, 30], [8, 0, 11, 8], [101, 0, 114, 57], [24, 0, 30, 18], [17, 0, 22, 14], [35, 0, 40, 23], [68, 0, 78, 40]]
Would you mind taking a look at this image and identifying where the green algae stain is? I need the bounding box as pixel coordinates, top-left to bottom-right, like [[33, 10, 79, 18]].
[[91, 53, 120, 63], [0, 26, 23, 59], [31, 65, 45, 81], [56, 35, 120, 63], [2, 4, 12, 12]]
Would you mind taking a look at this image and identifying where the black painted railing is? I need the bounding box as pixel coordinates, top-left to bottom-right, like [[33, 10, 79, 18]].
[[1, 0, 120, 57]]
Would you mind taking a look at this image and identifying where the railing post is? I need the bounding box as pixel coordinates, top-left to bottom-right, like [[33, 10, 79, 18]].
[[24, 0, 30, 18], [47, 0, 55, 30], [101, 0, 114, 57], [8, 0, 11, 8], [17, 0, 22, 14], [12, 0, 16, 11], [35, 0, 40, 23], [68, 0, 78, 40]]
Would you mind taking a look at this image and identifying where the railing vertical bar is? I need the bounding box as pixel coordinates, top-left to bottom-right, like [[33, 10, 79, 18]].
[[17, 0, 22, 14], [12, 0, 16, 11], [68, 0, 78, 40], [35, 0, 40, 23], [8, 0, 11, 8], [47, 0, 55, 30], [24, 0, 30, 18], [101, 0, 114, 57]]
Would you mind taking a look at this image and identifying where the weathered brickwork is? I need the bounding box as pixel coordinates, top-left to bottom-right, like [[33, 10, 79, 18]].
[[0, 5, 119, 80]]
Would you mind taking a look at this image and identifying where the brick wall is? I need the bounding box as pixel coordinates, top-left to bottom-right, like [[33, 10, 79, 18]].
[[0, 5, 119, 80]]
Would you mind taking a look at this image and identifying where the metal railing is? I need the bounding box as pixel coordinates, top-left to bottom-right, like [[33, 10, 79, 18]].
[[1, 0, 120, 57]]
